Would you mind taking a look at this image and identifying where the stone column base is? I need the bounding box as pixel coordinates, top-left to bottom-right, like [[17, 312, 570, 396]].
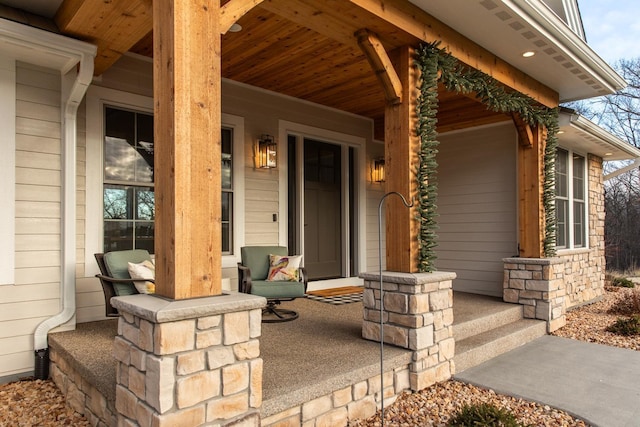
[[360, 271, 456, 392], [111, 292, 266, 427], [503, 257, 567, 332]]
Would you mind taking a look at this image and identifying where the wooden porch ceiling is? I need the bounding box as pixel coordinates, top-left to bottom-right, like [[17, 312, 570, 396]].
[[55, 0, 510, 136]]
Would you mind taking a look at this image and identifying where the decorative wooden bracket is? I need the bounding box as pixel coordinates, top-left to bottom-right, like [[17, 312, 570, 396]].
[[512, 113, 537, 148], [220, 0, 265, 34], [355, 28, 403, 105]]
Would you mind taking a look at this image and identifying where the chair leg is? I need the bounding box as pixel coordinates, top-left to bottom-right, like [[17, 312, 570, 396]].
[[262, 300, 298, 323]]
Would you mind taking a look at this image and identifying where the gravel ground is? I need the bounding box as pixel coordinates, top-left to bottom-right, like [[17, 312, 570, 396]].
[[1, 287, 638, 426], [350, 286, 640, 427]]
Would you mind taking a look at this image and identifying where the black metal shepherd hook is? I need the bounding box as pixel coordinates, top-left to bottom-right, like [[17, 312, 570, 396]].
[[377, 191, 414, 426]]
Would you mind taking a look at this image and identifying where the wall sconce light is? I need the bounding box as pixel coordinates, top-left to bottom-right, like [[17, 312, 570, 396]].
[[371, 157, 385, 183], [256, 134, 277, 169]]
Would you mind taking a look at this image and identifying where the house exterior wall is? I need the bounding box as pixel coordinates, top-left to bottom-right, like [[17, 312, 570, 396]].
[[74, 55, 377, 324], [436, 122, 518, 297], [558, 154, 606, 308], [0, 62, 63, 378]]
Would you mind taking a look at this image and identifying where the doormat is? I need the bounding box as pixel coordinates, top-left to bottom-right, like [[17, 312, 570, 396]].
[[306, 286, 363, 305]]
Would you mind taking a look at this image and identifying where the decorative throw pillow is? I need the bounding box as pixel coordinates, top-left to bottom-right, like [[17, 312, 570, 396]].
[[266, 254, 302, 282], [127, 260, 156, 294]]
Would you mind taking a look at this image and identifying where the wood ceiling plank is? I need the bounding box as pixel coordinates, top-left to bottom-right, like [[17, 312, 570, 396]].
[[56, 0, 153, 75]]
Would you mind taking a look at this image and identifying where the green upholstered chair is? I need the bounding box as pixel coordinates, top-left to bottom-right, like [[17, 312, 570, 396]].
[[238, 246, 307, 322], [94, 249, 153, 317]]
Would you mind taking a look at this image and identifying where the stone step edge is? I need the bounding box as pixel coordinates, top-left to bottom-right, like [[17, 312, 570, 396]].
[[453, 305, 524, 342], [453, 319, 547, 373]]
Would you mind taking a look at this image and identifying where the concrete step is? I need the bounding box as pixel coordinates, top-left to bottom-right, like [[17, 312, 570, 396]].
[[453, 293, 524, 342], [454, 318, 547, 373]]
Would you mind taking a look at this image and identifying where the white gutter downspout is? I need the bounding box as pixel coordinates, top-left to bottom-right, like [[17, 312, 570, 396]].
[[33, 52, 94, 376]]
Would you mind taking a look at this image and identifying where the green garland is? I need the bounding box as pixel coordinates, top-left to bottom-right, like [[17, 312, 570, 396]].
[[414, 42, 558, 272]]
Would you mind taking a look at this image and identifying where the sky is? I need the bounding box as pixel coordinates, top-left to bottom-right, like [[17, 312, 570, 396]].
[[578, 0, 640, 65]]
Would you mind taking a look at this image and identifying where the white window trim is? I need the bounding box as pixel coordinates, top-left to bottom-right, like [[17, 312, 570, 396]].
[[0, 57, 15, 285], [556, 147, 589, 252], [85, 85, 244, 275]]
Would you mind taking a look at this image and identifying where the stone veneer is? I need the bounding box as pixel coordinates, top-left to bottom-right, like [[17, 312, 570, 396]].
[[360, 271, 456, 391], [50, 348, 118, 427], [260, 365, 411, 427], [111, 292, 265, 427], [503, 257, 566, 332]]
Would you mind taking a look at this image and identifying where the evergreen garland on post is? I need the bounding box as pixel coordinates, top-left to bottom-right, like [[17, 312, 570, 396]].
[[413, 42, 559, 271], [415, 45, 441, 272]]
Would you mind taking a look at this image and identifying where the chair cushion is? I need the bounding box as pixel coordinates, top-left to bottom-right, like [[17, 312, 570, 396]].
[[104, 249, 151, 296], [241, 246, 288, 280], [267, 254, 302, 281], [250, 280, 306, 299], [128, 260, 156, 294]]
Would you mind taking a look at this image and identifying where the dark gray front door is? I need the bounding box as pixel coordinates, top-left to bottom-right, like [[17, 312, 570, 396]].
[[303, 139, 342, 280]]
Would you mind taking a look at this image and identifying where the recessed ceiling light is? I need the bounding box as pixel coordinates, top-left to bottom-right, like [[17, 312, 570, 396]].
[[604, 152, 613, 156], [557, 130, 565, 135], [229, 23, 243, 33], [522, 51, 536, 58]]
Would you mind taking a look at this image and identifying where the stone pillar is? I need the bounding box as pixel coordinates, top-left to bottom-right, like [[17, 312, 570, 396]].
[[360, 271, 456, 392], [111, 293, 265, 427], [503, 257, 566, 332]]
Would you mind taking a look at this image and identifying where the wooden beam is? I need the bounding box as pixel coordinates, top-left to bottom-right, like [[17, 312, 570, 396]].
[[153, 0, 222, 299], [55, 0, 152, 75], [518, 125, 546, 258], [512, 113, 535, 147], [356, 29, 402, 105], [347, 0, 560, 108], [220, 0, 265, 34], [385, 46, 420, 272]]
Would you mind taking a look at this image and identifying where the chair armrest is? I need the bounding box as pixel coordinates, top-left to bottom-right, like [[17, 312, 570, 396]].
[[237, 263, 252, 294], [299, 267, 308, 292], [96, 274, 155, 284]]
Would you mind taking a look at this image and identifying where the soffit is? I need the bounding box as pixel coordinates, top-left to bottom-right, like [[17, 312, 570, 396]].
[[409, 0, 622, 102]]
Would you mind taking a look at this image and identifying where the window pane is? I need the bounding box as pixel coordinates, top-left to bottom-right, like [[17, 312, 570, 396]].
[[136, 188, 155, 220], [104, 221, 133, 252], [222, 128, 233, 189], [104, 186, 132, 219], [135, 222, 155, 253], [573, 154, 585, 201], [105, 108, 136, 181], [136, 113, 154, 183], [222, 192, 232, 254], [555, 149, 568, 197], [574, 201, 585, 247], [556, 199, 568, 248]]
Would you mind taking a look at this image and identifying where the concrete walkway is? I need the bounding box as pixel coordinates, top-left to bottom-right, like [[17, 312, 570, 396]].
[[455, 335, 640, 427]]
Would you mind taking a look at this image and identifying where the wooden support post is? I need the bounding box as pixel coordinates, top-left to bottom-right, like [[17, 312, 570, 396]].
[[384, 46, 420, 272], [153, 0, 222, 299], [518, 123, 546, 258]]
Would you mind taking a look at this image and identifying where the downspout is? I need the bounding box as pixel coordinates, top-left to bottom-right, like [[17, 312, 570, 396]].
[[34, 52, 94, 379]]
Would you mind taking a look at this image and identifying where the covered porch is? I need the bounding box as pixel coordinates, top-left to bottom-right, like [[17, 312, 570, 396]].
[[47, 291, 545, 426]]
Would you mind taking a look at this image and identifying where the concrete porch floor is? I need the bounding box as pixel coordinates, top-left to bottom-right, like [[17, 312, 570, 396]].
[[46, 291, 522, 421]]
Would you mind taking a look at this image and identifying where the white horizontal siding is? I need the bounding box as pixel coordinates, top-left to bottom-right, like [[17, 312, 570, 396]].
[[0, 63, 63, 379], [366, 185, 385, 272], [435, 123, 517, 297]]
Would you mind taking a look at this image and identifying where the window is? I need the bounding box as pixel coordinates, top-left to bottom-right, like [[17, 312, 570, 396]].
[[102, 106, 235, 255], [103, 107, 155, 252], [555, 148, 586, 249]]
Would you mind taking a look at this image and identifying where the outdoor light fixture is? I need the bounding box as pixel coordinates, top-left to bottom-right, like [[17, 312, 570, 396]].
[[372, 157, 385, 182], [256, 134, 277, 169], [522, 50, 536, 58]]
